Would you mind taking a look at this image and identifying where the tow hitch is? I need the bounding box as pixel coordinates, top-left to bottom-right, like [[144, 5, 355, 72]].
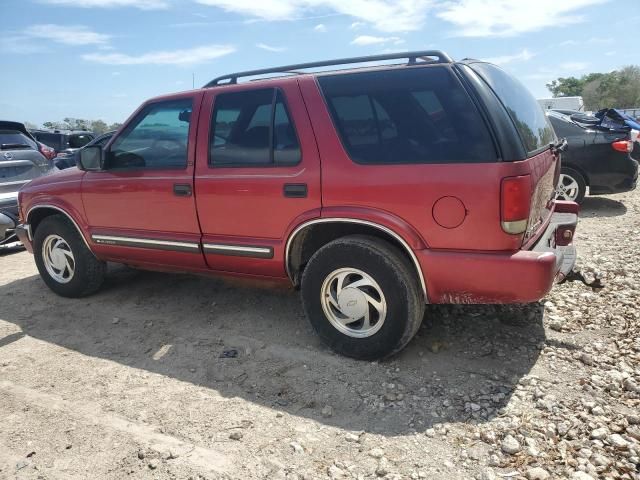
[[559, 269, 604, 290]]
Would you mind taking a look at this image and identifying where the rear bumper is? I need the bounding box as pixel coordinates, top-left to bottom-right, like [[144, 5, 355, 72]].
[[419, 202, 579, 304]]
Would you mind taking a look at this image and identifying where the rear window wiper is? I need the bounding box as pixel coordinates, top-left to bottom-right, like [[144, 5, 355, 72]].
[[1, 143, 32, 150]]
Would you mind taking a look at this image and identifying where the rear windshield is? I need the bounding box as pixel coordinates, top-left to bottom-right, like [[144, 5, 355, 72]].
[[318, 66, 497, 164], [470, 63, 555, 155], [33, 132, 63, 151], [0, 130, 37, 150]]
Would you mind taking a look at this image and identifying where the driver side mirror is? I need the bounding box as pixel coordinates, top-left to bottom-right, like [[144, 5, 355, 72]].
[[78, 145, 105, 171]]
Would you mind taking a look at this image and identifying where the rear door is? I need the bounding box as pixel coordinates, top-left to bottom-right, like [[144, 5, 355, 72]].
[[82, 93, 206, 269], [194, 79, 321, 277]]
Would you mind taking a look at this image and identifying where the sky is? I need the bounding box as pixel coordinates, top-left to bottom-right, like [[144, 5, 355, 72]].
[[1, 0, 638, 126]]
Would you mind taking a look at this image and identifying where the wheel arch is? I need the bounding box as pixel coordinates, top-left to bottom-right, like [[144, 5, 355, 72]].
[[285, 218, 428, 301], [27, 205, 93, 252], [561, 163, 590, 186]]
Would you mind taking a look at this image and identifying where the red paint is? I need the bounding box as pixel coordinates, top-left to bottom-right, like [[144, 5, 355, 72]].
[[18, 67, 578, 305]]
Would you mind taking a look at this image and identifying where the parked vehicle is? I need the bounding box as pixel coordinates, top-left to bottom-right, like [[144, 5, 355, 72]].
[[54, 131, 116, 170], [16, 51, 578, 359], [546, 110, 638, 203], [32, 129, 95, 156], [538, 96, 584, 113], [0, 121, 56, 245]]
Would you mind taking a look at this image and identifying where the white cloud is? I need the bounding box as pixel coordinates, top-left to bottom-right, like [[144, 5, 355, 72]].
[[350, 35, 403, 46], [38, 0, 168, 9], [314, 23, 327, 32], [350, 21, 365, 29], [256, 43, 286, 52], [24, 24, 111, 45], [437, 0, 608, 37], [194, 0, 434, 32], [82, 44, 235, 65], [484, 49, 534, 65]]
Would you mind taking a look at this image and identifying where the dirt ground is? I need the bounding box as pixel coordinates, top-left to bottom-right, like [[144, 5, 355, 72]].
[[0, 190, 638, 480]]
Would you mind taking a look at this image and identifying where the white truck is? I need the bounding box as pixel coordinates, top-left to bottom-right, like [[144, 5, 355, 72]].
[[538, 96, 585, 113]]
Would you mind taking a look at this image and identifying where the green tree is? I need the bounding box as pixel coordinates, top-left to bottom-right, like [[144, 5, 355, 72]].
[[107, 122, 123, 131], [23, 121, 38, 130], [90, 119, 109, 135], [546, 66, 640, 110]]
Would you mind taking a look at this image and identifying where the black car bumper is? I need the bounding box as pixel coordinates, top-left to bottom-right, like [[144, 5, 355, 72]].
[[589, 157, 638, 195]]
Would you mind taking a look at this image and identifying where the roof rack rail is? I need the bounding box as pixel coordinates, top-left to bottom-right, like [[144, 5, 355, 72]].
[[204, 50, 453, 88]]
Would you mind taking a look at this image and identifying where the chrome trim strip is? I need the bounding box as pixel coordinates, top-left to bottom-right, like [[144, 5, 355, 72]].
[[285, 218, 428, 301], [27, 205, 93, 252], [92, 235, 200, 251], [203, 243, 274, 259]]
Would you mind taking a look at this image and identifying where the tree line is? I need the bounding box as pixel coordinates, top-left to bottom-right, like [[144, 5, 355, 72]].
[[546, 65, 640, 111], [25, 118, 123, 135]]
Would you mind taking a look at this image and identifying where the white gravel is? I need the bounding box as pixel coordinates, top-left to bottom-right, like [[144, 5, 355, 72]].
[[0, 189, 638, 479]]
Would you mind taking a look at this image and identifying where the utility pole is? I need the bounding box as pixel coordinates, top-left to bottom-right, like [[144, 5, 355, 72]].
[[192, 73, 195, 89]]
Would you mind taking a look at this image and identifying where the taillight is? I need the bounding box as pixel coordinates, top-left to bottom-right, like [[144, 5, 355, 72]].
[[501, 175, 532, 235], [611, 140, 632, 153], [38, 143, 56, 160]]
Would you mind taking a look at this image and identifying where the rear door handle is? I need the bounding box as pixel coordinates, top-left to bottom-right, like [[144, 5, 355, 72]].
[[283, 183, 307, 198], [173, 183, 192, 197]]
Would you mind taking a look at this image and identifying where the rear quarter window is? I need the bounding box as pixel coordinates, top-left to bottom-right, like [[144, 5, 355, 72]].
[[318, 66, 497, 164], [470, 63, 555, 155]]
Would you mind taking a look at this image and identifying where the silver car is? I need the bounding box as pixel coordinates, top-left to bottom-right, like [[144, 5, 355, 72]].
[[0, 121, 56, 245]]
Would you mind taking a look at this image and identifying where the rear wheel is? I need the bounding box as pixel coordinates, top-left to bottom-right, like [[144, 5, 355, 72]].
[[301, 235, 424, 360], [556, 167, 586, 203], [33, 215, 106, 297]]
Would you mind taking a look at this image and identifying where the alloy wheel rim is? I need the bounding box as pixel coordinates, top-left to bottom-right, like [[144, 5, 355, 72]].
[[320, 267, 387, 338], [556, 173, 580, 201], [42, 234, 75, 284]]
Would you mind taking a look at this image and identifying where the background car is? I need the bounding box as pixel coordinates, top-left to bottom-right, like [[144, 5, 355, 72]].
[[32, 129, 95, 156], [547, 110, 638, 203], [0, 121, 56, 245], [54, 131, 115, 170]]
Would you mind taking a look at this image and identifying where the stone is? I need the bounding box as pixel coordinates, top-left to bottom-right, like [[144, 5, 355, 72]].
[[368, 448, 384, 459], [526, 467, 550, 480], [501, 435, 521, 455], [608, 434, 629, 449], [148, 459, 159, 470], [229, 431, 243, 441], [137, 450, 145, 460], [328, 464, 347, 479], [590, 427, 608, 440], [345, 433, 360, 442], [321, 405, 334, 418], [290, 441, 304, 454], [478, 468, 498, 480], [571, 472, 595, 480]]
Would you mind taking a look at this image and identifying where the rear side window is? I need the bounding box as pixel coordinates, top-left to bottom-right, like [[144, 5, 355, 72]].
[[69, 134, 93, 149], [0, 130, 37, 150], [209, 88, 301, 167], [318, 66, 497, 164], [470, 63, 555, 155]]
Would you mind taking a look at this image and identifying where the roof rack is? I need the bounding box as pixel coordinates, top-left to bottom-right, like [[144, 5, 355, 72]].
[[204, 50, 453, 88]]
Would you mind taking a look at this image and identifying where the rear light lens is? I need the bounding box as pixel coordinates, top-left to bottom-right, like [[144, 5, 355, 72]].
[[38, 143, 56, 160], [501, 175, 532, 235], [611, 140, 632, 153]]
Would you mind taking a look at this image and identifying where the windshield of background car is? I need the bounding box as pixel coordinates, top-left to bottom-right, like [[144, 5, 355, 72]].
[[318, 66, 497, 164], [0, 130, 37, 150], [470, 63, 555, 155], [33, 132, 62, 151], [69, 134, 93, 149]]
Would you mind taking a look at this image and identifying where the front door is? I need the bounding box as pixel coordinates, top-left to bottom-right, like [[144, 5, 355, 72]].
[[82, 94, 206, 269], [194, 79, 321, 277]]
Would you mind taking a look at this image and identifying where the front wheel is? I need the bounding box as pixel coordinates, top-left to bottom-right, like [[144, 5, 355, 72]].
[[556, 167, 586, 203], [33, 215, 106, 297], [300, 235, 425, 360]]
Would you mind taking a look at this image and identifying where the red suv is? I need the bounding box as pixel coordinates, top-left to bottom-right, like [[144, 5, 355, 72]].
[[16, 51, 578, 360]]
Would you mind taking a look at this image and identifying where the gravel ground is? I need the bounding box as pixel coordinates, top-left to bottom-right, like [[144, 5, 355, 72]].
[[0, 190, 638, 480]]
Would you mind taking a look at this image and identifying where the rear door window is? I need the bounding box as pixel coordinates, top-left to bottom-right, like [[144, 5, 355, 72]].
[[318, 66, 497, 164], [209, 88, 301, 167], [470, 63, 555, 155], [33, 132, 62, 151]]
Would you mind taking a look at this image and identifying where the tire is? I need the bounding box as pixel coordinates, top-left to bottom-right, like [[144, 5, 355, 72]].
[[557, 167, 587, 204], [33, 215, 106, 297], [301, 235, 425, 360]]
